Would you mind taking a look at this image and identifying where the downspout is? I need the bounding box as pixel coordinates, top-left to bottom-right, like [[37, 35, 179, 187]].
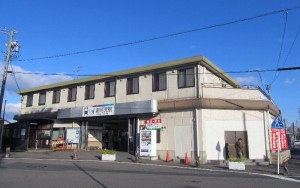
[[115, 77, 118, 104], [263, 111, 270, 161], [195, 64, 200, 159], [196, 64, 201, 98], [266, 109, 272, 164], [194, 109, 199, 158]]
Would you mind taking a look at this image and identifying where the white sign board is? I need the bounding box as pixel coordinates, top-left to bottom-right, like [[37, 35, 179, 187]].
[[82, 104, 114, 117], [66, 128, 80, 144], [145, 119, 162, 130]]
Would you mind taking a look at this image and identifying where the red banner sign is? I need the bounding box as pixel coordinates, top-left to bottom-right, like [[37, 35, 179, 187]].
[[272, 129, 288, 152]]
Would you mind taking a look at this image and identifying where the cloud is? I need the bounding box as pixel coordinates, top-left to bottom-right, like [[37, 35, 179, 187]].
[[234, 76, 257, 85], [284, 78, 297, 85], [0, 63, 73, 94], [0, 63, 73, 122], [2, 102, 20, 122]]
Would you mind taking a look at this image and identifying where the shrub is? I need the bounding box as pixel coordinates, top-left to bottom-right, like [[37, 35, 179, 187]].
[[229, 157, 245, 162], [100, 149, 116, 155]]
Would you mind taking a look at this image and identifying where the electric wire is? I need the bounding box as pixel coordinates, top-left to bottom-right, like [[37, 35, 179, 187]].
[[282, 24, 300, 67], [16, 5, 300, 62], [9, 62, 21, 92], [271, 10, 289, 85], [6, 66, 300, 77]]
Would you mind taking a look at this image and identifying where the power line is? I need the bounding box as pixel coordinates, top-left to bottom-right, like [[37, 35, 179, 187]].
[[271, 10, 289, 85], [16, 5, 300, 62], [9, 62, 21, 92], [282, 24, 300, 67], [7, 66, 300, 77]]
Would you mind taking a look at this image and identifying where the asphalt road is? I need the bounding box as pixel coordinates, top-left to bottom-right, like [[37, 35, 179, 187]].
[[0, 158, 298, 188]]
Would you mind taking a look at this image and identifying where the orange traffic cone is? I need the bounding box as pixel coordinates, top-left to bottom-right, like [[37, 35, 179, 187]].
[[165, 150, 171, 162], [184, 152, 190, 165]]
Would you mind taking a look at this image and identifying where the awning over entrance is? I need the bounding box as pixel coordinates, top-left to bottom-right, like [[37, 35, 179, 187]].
[[57, 100, 158, 120], [14, 111, 57, 122]]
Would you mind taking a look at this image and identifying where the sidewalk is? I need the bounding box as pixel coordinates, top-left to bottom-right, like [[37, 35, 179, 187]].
[[1, 149, 300, 180]]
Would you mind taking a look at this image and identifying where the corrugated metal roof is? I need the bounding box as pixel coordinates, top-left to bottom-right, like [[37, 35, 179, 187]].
[[17, 55, 240, 94]]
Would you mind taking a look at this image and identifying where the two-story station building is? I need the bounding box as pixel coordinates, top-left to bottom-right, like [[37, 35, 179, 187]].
[[7, 55, 280, 163]]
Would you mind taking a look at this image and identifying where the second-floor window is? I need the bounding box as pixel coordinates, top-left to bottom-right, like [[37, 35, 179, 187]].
[[85, 84, 95, 100], [39, 92, 46, 105], [26, 94, 33, 107], [127, 77, 139, 94], [68, 87, 77, 102], [52, 90, 61, 104], [178, 68, 195, 88], [153, 72, 166, 91], [105, 81, 116, 97]]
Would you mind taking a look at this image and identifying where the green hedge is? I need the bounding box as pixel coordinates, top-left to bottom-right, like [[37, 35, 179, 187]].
[[100, 149, 116, 155]]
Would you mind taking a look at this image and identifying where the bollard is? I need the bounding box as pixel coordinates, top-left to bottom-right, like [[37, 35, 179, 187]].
[[72, 149, 78, 160], [5, 147, 10, 158], [135, 150, 140, 162], [195, 156, 200, 168]]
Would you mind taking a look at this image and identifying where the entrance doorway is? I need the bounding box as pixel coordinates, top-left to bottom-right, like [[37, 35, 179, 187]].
[[225, 131, 248, 159], [28, 123, 53, 149], [86, 118, 138, 154]]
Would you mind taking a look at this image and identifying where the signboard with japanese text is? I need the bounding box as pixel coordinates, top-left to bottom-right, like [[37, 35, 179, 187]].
[[82, 104, 114, 117], [66, 128, 80, 144], [145, 119, 162, 130], [272, 129, 288, 152]]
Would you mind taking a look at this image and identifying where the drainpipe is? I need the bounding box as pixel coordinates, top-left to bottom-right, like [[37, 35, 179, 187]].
[[263, 111, 270, 161], [266, 109, 272, 164], [196, 64, 201, 98], [115, 78, 118, 104], [194, 108, 200, 159]]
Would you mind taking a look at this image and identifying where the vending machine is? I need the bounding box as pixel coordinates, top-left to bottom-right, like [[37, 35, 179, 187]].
[[140, 130, 157, 157]]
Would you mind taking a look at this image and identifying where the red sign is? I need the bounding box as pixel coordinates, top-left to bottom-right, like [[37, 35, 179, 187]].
[[145, 119, 162, 130], [272, 129, 288, 152], [145, 119, 162, 124]]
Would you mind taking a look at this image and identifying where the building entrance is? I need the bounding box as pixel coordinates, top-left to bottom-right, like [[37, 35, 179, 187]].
[[28, 123, 53, 149], [86, 118, 137, 154], [225, 131, 249, 159]]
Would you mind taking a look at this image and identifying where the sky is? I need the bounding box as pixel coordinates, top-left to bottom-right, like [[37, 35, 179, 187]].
[[0, 0, 299, 125]]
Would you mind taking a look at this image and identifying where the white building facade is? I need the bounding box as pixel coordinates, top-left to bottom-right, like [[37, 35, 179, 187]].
[[14, 56, 279, 163]]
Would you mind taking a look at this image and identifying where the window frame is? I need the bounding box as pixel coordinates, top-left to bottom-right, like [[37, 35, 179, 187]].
[[38, 92, 46, 106], [52, 89, 61, 104], [178, 67, 195, 89], [26, 94, 33, 107], [127, 77, 139, 95], [67, 87, 77, 102], [85, 84, 95, 100], [152, 72, 167, 92], [104, 80, 116, 97]]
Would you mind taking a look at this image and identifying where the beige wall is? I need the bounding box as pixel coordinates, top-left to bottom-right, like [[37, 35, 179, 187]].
[[20, 66, 202, 114], [141, 110, 195, 160], [202, 87, 268, 100], [201, 109, 269, 160]]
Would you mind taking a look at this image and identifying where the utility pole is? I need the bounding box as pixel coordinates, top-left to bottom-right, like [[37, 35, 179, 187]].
[[0, 29, 20, 150]]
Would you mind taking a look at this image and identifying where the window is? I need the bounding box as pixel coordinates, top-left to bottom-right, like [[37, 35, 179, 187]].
[[52, 90, 61, 104], [85, 84, 95, 100], [104, 81, 116, 97], [68, 87, 77, 102], [127, 77, 139, 94], [39, 92, 46, 105], [178, 68, 195, 88], [152, 72, 166, 91], [26, 94, 33, 107]]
